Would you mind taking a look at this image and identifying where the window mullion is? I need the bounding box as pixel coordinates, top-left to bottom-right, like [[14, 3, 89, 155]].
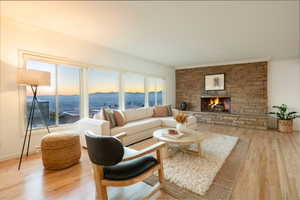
[[119, 73, 124, 110], [55, 64, 59, 126], [80, 68, 88, 118], [144, 77, 149, 107]]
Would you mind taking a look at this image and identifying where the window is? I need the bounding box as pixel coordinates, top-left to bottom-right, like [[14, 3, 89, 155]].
[[24, 54, 167, 130], [148, 78, 164, 106], [87, 69, 119, 117], [26, 60, 80, 128], [57, 66, 80, 124], [124, 74, 145, 109]]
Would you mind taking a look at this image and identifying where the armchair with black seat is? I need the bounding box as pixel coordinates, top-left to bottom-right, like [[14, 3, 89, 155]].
[[85, 131, 166, 200]]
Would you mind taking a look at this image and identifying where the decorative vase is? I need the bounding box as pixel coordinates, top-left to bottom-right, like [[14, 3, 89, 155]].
[[278, 120, 293, 133], [180, 102, 188, 111], [176, 123, 186, 133]]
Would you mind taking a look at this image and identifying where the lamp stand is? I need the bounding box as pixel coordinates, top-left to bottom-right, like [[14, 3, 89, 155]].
[[18, 85, 50, 170]]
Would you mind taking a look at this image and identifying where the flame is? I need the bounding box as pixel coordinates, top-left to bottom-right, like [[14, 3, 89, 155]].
[[209, 98, 219, 107]]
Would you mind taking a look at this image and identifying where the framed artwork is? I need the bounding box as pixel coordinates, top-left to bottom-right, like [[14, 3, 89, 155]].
[[205, 74, 225, 91]]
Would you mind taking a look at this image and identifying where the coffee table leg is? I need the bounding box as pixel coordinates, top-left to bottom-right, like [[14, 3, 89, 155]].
[[161, 144, 170, 159], [197, 143, 202, 157]]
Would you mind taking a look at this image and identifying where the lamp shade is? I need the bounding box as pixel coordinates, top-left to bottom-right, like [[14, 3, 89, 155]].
[[17, 69, 50, 86]]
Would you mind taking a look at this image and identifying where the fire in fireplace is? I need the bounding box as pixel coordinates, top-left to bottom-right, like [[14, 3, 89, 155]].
[[201, 97, 231, 113]]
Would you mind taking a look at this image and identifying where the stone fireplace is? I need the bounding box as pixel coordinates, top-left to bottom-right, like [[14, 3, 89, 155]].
[[176, 62, 269, 129], [201, 96, 231, 113]]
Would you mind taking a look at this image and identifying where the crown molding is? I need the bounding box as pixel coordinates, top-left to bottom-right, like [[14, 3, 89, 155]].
[[175, 57, 272, 70]]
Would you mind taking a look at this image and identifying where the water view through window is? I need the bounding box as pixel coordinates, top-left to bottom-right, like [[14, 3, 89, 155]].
[[148, 78, 164, 106], [26, 60, 165, 128], [57, 66, 80, 124], [26, 60, 80, 128], [124, 74, 145, 109], [88, 69, 119, 117]]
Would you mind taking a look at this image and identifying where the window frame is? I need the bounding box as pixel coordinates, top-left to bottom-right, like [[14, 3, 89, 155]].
[[123, 72, 146, 109], [147, 77, 165, 107], [19, 50, 167, 133], [87, 68, 121, 117], [24, 61, 82, 129]]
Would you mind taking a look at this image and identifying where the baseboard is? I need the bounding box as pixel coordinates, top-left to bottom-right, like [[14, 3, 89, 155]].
[[0, 152, 19, 162], [0, 149, 37, 162]]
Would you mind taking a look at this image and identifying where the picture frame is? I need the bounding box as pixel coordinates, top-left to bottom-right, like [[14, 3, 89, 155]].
[[205, 74, 225, 91]]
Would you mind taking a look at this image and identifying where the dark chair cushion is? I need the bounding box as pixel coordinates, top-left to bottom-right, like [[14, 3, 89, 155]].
[[103, 147, 157, 180]]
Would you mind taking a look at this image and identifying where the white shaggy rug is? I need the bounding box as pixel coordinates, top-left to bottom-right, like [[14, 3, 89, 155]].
[[162, 133, 238, 195]]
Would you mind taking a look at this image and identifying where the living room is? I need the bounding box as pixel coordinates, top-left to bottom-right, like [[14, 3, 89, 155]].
[[0, 1, 299, 200]]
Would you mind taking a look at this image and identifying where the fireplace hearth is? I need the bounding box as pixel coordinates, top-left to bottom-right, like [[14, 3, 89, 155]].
[[201, 96, 231, 113]]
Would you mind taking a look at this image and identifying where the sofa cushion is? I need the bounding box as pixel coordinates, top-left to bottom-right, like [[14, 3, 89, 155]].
[[103, 108, 117, 128], [113, 110, 126, 126], [172, 108, 179, 116], [166, 105, 173, 116], [111, 118, 161, 135], [159, 116, 197, 128], [122, 107, 153, 122], [153, 106, 168, 117], [103, 148, 157, 180], [158, 117, 177, 127]]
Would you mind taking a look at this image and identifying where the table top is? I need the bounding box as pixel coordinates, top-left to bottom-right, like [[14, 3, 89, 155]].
[[153, 128, 206, 145]]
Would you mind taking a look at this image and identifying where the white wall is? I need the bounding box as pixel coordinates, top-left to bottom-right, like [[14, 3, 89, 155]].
[[0, 18, 175, 161], [268, 59, 300, 130]]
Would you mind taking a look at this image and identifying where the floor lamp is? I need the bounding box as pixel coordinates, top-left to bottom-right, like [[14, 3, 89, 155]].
[[17, 69, 51, 170]]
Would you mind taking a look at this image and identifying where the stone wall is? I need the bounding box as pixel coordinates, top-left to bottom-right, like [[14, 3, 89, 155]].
[[184, 111, 268, 130], [176, 62, 268, 114], [176, 62, 268, 129]]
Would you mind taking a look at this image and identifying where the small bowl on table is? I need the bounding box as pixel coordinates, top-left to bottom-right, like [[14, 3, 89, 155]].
[[168, 129, 178, 135]]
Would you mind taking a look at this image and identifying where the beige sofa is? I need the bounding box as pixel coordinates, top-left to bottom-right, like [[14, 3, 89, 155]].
[[75, 107, 197, 147]]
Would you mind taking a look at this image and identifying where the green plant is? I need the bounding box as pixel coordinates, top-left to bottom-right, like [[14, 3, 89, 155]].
[[268, 104, 300, 120]]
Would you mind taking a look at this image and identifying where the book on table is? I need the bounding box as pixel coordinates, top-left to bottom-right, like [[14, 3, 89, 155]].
[[163, 131, 184, 139]]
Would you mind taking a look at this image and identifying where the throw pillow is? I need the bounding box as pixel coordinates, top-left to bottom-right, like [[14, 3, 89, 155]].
[[113, 110, 126, 126], [103, 108, 117, 128], [166, 105, 173, 116], [153, 106, 168, 117]]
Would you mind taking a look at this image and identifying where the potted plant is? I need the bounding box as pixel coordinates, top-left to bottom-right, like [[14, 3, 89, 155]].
[[268, 104, 300, 133], [174, 113, 188, 132]]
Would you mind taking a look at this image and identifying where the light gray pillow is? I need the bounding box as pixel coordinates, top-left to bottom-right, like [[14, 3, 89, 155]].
[[103, 108, 117, 128], [166, 105, 173, 116]]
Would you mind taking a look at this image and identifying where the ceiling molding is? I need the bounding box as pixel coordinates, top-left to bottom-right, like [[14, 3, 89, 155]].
[[175, 57, 272, 70]]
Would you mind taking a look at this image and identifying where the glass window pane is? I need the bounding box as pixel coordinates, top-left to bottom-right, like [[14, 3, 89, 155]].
[[148, 78, 157, 107], [124, 74, 145, 109], [88, 69, 119, 117], [147, 78, 164, 106], [57, 66, 80, 124], [26, 60, 56, 128], [157, 79, 164, 105]]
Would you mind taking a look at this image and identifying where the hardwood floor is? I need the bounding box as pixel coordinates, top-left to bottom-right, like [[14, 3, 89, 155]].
[[0, 123, 299, 200]]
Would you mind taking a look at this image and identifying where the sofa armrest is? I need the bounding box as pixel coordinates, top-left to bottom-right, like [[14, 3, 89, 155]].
[[73, 118, 110, 147], [172, 108, 179, 116], [113, 132, 127, 143]]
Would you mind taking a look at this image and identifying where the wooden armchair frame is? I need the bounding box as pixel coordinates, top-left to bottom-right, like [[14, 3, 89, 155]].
[[91, 132, 166, 200]]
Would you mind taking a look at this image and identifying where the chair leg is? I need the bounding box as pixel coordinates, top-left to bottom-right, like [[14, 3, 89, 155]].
[[96, 185, 108, 200], [92, 164, 108, 200]]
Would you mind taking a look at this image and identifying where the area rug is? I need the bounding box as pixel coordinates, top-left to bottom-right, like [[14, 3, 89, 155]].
[[130, 133, 250, 200]]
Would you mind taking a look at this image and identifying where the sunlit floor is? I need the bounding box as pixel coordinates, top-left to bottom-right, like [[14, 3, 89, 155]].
[[0, 123, 299, 200]]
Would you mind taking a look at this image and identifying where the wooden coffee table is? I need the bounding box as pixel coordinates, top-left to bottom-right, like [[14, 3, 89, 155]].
[[153, 128, 207, 157]]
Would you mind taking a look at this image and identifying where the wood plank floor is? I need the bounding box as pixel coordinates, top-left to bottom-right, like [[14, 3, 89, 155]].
[[0, 123, 299, 200]]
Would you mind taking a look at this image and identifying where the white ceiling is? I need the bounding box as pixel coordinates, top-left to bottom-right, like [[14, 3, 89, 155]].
[[1, 1, 299, 67]]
